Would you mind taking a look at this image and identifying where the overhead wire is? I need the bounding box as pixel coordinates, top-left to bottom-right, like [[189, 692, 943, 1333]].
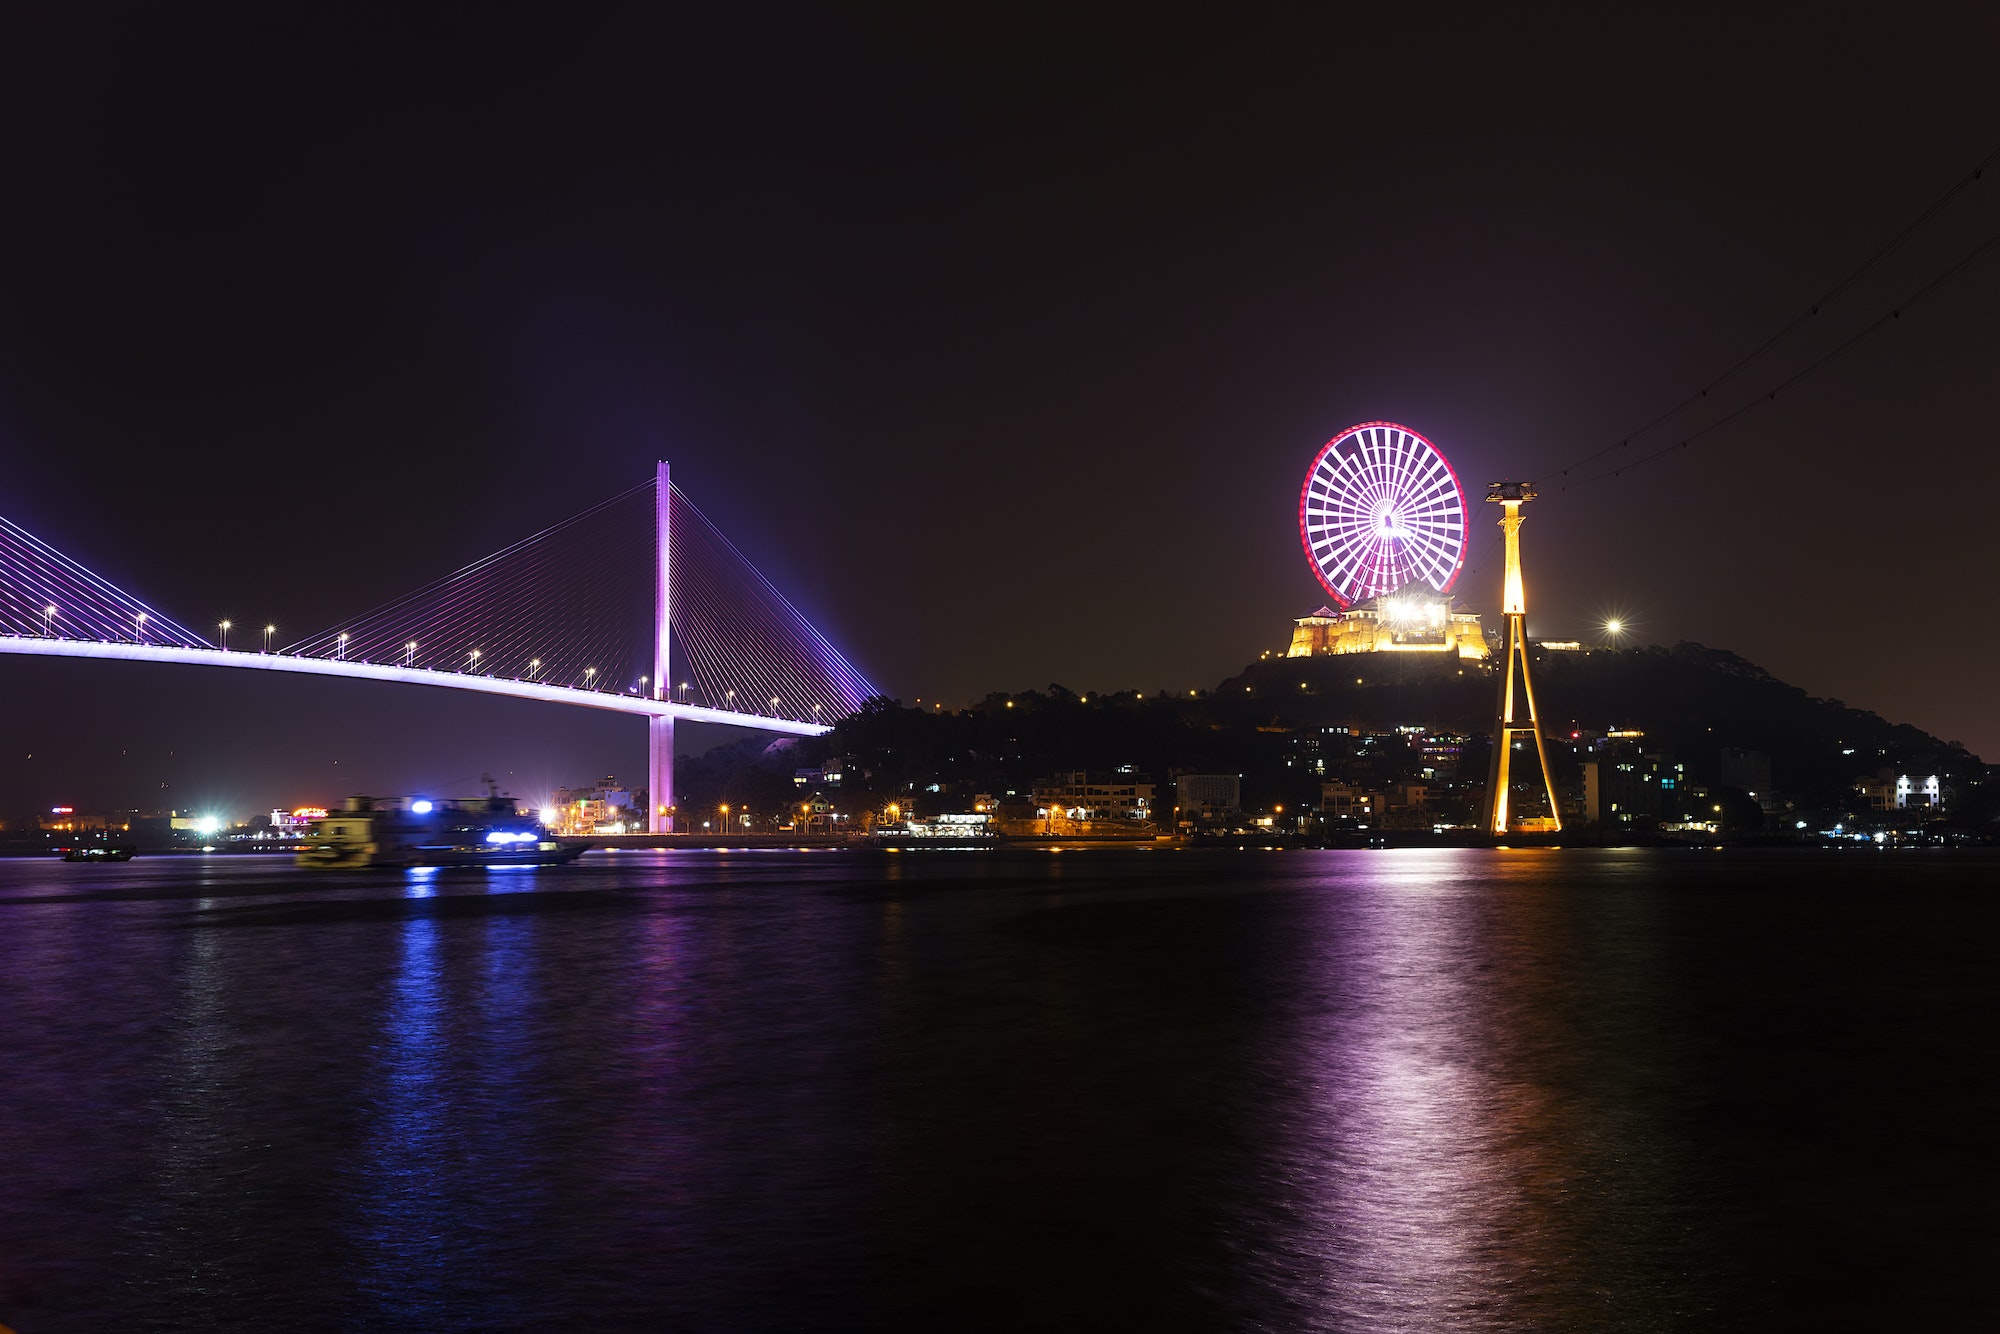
[[1544, 142, 2000, 484], [1564, 218, 2000, 486]]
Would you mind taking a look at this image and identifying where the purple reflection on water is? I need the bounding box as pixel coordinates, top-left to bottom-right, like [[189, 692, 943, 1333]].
[[1238, 849, 1677, 1329]]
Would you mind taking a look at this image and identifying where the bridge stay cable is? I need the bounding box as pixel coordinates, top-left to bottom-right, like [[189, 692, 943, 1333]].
[[0, 512, 211, 646]]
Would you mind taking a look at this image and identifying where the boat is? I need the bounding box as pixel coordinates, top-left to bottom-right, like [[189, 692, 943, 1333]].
[[298, 792, 586, 869], [61, 845, 135, 861]]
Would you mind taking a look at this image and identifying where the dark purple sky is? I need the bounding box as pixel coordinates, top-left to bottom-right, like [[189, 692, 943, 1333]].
[[2, 6, 1997, 815]]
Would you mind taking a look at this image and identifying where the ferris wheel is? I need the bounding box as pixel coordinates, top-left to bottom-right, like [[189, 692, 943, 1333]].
[[1298, 421, 1469, 608]]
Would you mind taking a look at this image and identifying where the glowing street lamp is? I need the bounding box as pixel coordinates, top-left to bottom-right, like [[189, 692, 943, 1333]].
[[405, 640, 417, 667], [43, 604, 56, 636], [726, 689, 735, 709], [263, 624, 275, 654], [770, 695, 780, 715], [135, 611, 147, 643], [584, 666, 597, 687], [679, 682, 690, 702], [468, 648, 482, 672], [640, 675, 650, 699], [219, 619, 232, 650], [336, 631, 348, 661], [529, 657, 540, 680]]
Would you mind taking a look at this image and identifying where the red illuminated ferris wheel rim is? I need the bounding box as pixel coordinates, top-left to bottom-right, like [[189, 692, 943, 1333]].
[[1296, 420, 1469, 609]]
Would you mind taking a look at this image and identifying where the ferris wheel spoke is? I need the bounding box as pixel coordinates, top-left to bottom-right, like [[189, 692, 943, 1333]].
[[1321, 535, 1379, 595], [1403, 532, 1453, 580]]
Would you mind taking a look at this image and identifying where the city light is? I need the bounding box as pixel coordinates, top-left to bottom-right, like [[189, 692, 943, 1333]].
[[135, 611, 147, 641], [411, 799, 434, 814], [336, 631, 348, 660], [406, 640, 417, 666], [43, 604, 56, 636], [539, 807, 557, 825], [483, 830, 538, 844], [193, 815, 222, 836], [263, 624, 275, 653], [218, 619, 231, 650]]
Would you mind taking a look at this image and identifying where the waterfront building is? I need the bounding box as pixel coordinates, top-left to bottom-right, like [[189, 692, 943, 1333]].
[[1174, 773, 1241, 823], [1032, 770, 1156, 821], [1320, 780, 1375, 822], [550, 775, 639, 834], [1582, 747, 1712, 827], [1720, 748, 1774, 802]]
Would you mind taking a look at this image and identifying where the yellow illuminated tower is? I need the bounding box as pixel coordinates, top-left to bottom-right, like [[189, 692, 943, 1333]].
[[1483, 480, 1562, 835]]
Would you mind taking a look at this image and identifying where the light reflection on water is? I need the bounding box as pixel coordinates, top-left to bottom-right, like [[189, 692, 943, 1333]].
[[0, 848, 1995, 1330], [361, 896, 449, 1322]]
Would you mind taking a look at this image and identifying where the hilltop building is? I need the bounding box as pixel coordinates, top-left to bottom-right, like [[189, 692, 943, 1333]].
[[1286, 583, 1488, 659]]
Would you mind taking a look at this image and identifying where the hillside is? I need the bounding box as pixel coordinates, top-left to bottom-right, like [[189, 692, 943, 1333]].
[[674, 644, 1988, 823]]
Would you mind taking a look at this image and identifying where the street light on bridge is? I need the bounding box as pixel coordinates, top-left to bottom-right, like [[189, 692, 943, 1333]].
[[135, 611, 147, 643], [336, 632, 348, 661], [528, 657, 540, 680], [43, 604, 56, 636], [264, 624, 275, 654], [219, 619, 231, 651], [584, 666, 597, 688], [405, 640, 417, 667], [469, 648, 481, 672]]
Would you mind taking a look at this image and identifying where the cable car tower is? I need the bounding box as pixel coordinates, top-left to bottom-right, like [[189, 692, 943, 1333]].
[[1483, 480, 1562, 835]]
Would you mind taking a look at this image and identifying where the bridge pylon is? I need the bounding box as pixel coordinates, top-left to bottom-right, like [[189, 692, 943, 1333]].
[[650, 460, 674, 834]]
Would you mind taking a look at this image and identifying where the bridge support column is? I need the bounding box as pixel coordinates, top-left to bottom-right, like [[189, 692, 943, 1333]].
[[649, 712, 675, 834], [651, 458, 673, 834]]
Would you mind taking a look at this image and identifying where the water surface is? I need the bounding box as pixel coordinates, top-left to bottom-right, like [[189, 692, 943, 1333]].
[[1, 847, 1994, 1330]]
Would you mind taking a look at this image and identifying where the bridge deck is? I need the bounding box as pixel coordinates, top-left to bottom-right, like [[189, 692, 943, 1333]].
[[0, 635, 830, 735]]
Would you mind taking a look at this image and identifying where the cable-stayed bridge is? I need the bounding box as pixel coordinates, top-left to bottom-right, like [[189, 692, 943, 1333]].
[[0, 463, 875, 832]]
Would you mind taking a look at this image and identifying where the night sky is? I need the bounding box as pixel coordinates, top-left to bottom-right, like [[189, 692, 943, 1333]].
[[2, 6, 1997, 816]]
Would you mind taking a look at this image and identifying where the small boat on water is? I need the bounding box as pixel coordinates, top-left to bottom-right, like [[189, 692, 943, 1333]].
[[299, 793, 585, 869], [61, 845, 135, 861]]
